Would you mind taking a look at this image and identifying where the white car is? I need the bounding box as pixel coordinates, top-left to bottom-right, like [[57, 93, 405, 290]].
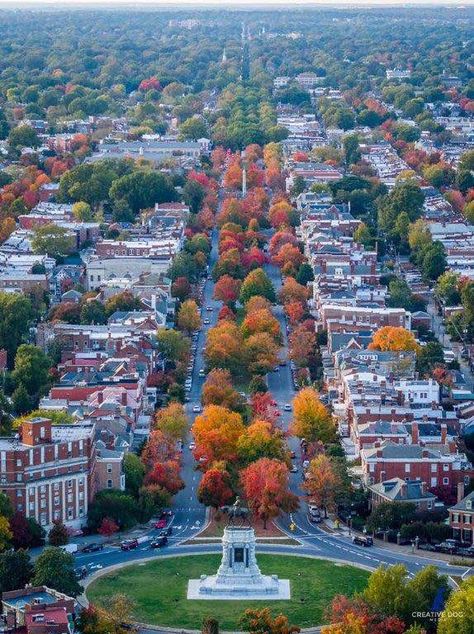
[[198, 369, 206, 377], [192, 404, 202, 413], [284, 404, 292, 411], [203, 318, 210, 325], [189, 441, 196, 450]]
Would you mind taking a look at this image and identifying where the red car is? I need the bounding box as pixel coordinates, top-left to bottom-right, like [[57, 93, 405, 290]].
[[154, 519, 167, 529]]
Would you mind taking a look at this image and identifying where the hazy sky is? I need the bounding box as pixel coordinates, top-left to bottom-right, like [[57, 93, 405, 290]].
[[0, 0, 472, 6]]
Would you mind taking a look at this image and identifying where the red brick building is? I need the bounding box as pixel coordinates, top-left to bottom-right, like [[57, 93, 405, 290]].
[[0, 418, 96, 530], [361, 440, 472, 499]]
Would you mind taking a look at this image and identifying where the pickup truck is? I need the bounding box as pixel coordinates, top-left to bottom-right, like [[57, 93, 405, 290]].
[[60, 543, 78, 554], [352, 535, 373, 547]]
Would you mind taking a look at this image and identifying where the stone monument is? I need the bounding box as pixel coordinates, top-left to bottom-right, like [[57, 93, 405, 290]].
[[187, 498, 290, 600]]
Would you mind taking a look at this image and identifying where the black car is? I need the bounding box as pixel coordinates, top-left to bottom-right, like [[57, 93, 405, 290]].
[[150, 536, 168, 549], [160, 510, 173, 519], [81, 542, 104, 553], [160, 526, 173, 536], [352, 535, 373, 547]]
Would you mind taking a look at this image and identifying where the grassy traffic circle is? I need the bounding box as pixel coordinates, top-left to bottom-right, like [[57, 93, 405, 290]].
[[86, 553, 370, 629]]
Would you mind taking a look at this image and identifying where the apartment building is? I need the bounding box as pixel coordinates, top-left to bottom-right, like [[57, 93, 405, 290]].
[[0, 418, 96, 530]]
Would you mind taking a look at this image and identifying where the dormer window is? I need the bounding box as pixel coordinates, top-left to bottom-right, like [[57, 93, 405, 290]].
[[467, 500, 472, 510]]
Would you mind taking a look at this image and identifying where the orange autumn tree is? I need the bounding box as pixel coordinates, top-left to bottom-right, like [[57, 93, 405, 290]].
[[202, 368, 243, 411], [192, 405, 245, 467], [241, 308, 282, 343], [304, 454, 341, 518], [240, 458, 298, 528], [369, 326, 420, 353], [205, 320, 246, 375], [291, 387, 336, 444], [279, 277, 308, 306], [176, 299, 201, 335]]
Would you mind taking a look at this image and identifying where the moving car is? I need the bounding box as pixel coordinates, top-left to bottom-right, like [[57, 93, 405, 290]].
[[160, 526, 173, 536], [81, 542, 104, 553], [192, 404, 202, 413], [352, 535, 373, 547], [75, 566, 88, 580], [150, 536, 168, 549], [154, 519, 167, 529], [290, 464, 298, 473], [206, 306, 213, 312], [189, 441, 196, 450], [120, 539, 139, 551], [203, 318, 211, 325], [198, 369, 206, 377], [284, 404, 292, 411]]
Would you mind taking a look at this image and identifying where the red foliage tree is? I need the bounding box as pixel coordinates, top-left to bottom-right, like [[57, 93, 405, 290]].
[[98, 517, 119, 537], [240, 458, 298, 528], [197, 467, 234, 509], [213, 274, 242, 306]]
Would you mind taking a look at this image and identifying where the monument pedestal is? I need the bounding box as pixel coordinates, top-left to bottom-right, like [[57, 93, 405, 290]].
[[187, 526, 290, 600]]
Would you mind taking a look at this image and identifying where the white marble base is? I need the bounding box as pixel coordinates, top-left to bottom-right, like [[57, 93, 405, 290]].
[[187, 577, 290, 600]]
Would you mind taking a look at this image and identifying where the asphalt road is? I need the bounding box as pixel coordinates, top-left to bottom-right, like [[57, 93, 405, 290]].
[[74, 211, 474, 587]]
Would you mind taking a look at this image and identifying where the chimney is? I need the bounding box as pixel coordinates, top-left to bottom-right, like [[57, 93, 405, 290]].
[[151, 294, 157, 312], [448, 441, 456, 454], [98, 391, 103, 404], [441, 423, 447, 445], [421, 481, 427, 495], [412, 422, 419, 445], [400, 482, 407, 499], [121, 391, 127, 406], [457, 481, 465, 503]]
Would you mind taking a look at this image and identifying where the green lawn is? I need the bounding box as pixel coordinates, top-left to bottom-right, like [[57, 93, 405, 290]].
[[87, 554, 369, 630]]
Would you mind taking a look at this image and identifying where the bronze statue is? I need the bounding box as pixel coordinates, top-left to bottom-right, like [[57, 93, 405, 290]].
[[220, 496, 251, 526]]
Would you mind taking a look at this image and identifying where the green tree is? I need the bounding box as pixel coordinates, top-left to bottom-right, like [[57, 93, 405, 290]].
[[8, 125, 40, 148], [72, 201, 94, 222], [295, 263, 314, 286], [87, 489, 140, 531], [416, 341, 444, 376], [156, 329, 189, 364], [12, 344, 51, 401], [438, 576, 474, 634], [0, 549, 33, 594], [239, 268, 276, 304], [12, 385, 31, 415], [80, 300, 107, 324], [180, 116, 207, 140], [366, 501, 416, 532], [31, 224, 75, 260], [422, 241, 446, 280], [33, 547, 82, 596], [183, 179, 205, 213], [436, 271, 461, 306], [343, 134, 361, 165], [168, 251, 198, 282], [123, 453, 145, 498], [110, 170, 176, 215], [105, 291, 142, 317], [48, 520, 69, 546], [0, 292, 34, 366]]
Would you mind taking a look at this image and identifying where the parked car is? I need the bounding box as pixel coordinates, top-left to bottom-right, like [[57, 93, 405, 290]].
[[81, 542, 104, 553], [192, 404, 202, 413], [203, 318, 210, 325], [284, 404, 292, 411], [120, 539, 139, 551], [160, 526, 173, 536], [290, 464, 298, 473], [154, 519, 167, 529], [150, 536, 168, 549], [436, 539, 462, 553], [352, 535, 373, 547], [189, 441, 196, 450], [160, 510, 173, 519]]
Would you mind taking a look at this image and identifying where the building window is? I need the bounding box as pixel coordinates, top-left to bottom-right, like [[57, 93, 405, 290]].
[[79, 507, 84, 517], [464, 515, 471, 524], [443, 464, 449, 472], [427, 501, 432, 510], [107, 479, 113, 489], [67, 493, 73, 503], [369, 463, 375, 473], [16, 459, 21, 467], [16, 490, 22, 498], [443, 477, 449, 485], [54, 511, 61, 521], [431, 477, 437, 487], [67, 509, 73, 520], [107, 464, 113, 474], [452, 513, 459, 523], [79, 492, 84, 500], [405, 464, 410, 473], [67, 479, 73, 488], [54, 496, 60, 506], [40, 499, 46, 509], [16, 474, 22, 482]]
